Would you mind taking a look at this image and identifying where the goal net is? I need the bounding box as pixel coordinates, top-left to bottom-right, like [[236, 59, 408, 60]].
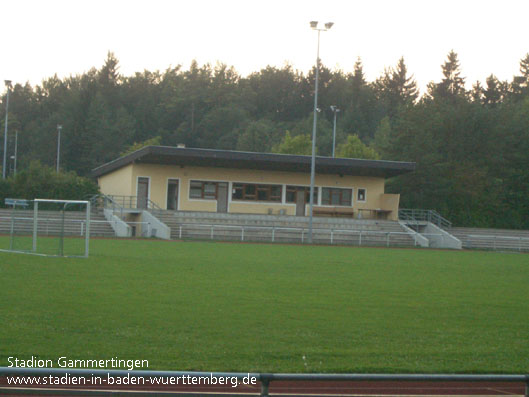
[[0, 199, 90, 257]]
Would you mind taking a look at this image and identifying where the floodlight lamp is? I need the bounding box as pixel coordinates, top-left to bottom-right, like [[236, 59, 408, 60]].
[[324, 22, 334, 30], [4, 80, 12, 87], [310, 21, 318, 29], [57, 124, 63, 130]]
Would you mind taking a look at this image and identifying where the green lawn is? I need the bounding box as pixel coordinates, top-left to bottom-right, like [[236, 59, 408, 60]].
[[0, 238, 528, 373]]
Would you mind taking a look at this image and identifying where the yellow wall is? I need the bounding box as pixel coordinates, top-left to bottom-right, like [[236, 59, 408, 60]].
[[380, 194, 400, 220], [98, 164, 134, 197], [98, 163, 400, 218]]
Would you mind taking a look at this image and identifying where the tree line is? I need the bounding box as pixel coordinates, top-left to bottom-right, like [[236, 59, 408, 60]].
[[1, 51, 528, 229]]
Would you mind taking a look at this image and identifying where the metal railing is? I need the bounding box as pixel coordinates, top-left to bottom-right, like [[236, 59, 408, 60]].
[[399, 208, 452, 229], [0, 367, 527, 397], [174, 223, 439, 247], [461, 234, 529, 252], [0, 216, 112, 237], [87, 194, 127, 216], [97, 195, 163, 211]]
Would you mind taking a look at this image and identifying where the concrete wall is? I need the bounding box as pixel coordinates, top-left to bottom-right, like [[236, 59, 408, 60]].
[[103, 208, 131, 237], [423, 223, 462, 249], [98, 163, 400, 219], [142, 211, 171, 240]]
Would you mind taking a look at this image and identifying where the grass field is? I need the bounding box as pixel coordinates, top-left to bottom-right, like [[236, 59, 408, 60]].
[[1, 237, 528, 373]]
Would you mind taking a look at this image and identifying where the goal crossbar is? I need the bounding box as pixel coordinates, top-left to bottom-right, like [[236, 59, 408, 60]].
[[34, 199, 90, 204]]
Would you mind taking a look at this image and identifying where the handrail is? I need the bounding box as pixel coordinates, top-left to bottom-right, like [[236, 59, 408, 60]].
[[0, 367, 527, 397], [87, 194, 128, 219], [147, 199, 163, 211], [399, 208, 452, 229], [91, 195, 163, 212]]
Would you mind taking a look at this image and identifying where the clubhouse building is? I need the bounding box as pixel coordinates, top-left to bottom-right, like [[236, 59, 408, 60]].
[[92, 146, 415, 221]]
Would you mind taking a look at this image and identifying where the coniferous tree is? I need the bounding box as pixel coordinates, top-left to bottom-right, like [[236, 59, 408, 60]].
[[374, 57, 418, 118], [427, 50, 466, 100]]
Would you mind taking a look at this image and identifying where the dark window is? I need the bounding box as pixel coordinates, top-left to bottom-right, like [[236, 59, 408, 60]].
[[357, 188, 366, 202], [232, 183, 282, 202], [190, 181, 218, 200], [322, 187, 352, 206], [286, 186, 318, 204]]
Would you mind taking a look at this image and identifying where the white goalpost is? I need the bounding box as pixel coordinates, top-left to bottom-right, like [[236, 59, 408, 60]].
[[33, 199, 91, 257], [0, 199, 91, 258]]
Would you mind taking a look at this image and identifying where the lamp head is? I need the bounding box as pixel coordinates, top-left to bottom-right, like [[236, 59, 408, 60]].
[[310, 21, 318, 29], [4, 80, 12, 87], [57, 124, 63, 131], [324, 22, 334, 30]]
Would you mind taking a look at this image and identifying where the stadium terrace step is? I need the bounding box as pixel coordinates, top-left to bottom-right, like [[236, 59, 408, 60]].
[[151, 210, 417, 247], [0, 209, 115, 238], [450, 226, 529, 252]]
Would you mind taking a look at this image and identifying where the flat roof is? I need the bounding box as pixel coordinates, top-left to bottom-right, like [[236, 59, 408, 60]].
[[92, 146, 415, 178]]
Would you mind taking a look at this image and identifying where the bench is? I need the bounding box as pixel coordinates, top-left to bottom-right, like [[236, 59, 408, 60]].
[[357, 208, 392, 220], [313, 207, 355, 218], [4, 198, 30, 208]]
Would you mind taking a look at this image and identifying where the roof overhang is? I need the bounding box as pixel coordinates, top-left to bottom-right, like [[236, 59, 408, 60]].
[[92, 146, 415, 179]]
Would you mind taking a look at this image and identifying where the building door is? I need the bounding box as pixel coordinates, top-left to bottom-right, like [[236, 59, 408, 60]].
[[137, 177, 149, 209], [296, 190, 305, 216], [167, 179, 179, 210], [217, 183, 228, 213]]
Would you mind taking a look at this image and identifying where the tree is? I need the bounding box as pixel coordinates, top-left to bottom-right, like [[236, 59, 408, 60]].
[[236, 119, 278, 152], [290, 113, 334, 155], [336, 134, 379, 159], [121, 136, 162, 156], [427, 50, 466, 100], [483, 74, 501, 106], [0, 161, 99, 206], [374, 57, 418, 117], [244, 65, 310, 122], [373, 116, 393, 157], [272, 131, 312, 155], [342, 58, 380, 141], [471, 81, 484, 103], [511, 53, 529, 99]]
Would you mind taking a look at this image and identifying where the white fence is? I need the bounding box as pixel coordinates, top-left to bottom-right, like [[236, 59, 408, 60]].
[[0, 216, 151, 238], [174, 223, 438, 247], [462, 234, 529, 252]]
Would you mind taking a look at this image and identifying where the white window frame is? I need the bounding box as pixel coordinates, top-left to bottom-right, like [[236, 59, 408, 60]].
[[357, 187, 367, 203], [320, 186, 354, 207]]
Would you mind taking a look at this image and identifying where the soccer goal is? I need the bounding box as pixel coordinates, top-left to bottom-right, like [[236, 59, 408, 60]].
[[0, 199, 91, 257]]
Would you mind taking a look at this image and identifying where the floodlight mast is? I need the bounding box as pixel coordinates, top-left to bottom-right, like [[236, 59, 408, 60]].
[[330, 106, 340, 157], [3, 80, 12, 179], [56, 125, 62, 173], [308, 21, 333, 244]]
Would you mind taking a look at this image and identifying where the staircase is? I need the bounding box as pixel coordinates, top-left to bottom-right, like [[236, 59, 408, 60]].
[[450, 227, 529, 252], [152, 210, 417, 247]]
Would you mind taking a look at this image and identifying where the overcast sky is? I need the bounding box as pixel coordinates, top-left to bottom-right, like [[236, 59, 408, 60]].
[[1, 0, 528, 94]]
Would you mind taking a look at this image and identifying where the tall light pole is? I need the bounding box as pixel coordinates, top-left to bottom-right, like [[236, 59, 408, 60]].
[[3, 80, 12, 179], [330, 105, 340, 157], [56, 124, 62, 173], [308, 21, 333, 244], [13, 130, 18, 176]]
